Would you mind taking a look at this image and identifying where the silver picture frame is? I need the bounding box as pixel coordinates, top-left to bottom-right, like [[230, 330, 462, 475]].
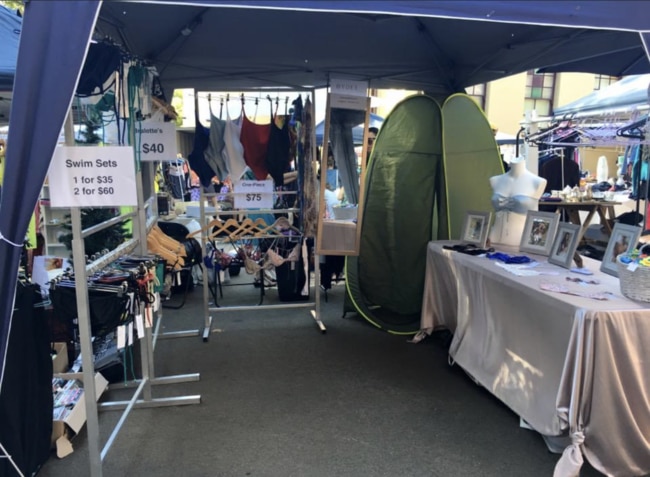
[[461, 210, 491, 248], [600, 223, 641, 277], [519, 210, 560, 256], [548, 222, 581, 269]]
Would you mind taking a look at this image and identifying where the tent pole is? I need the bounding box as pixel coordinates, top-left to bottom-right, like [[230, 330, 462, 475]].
[[66, 112, 103, 477]]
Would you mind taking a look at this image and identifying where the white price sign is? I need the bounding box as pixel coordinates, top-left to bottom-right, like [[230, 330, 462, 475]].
[[330, 78, 369, 110], [233, 180, 273, 209], [330, 78, 369, 97], [136, 120, 177, 161], [48, 146, 137, 207]]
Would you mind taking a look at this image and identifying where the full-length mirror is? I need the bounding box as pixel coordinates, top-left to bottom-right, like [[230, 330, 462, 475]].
[[316, 92, 371, 256]]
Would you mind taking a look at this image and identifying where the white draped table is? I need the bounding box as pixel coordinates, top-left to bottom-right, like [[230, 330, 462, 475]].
[[420, 241, 650, 477]]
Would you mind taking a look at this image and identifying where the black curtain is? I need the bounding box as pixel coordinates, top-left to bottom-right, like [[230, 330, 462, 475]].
[[0, 283, 52, 477]]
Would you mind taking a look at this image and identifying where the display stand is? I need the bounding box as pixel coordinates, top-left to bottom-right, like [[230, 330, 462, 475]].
[[199, 194, 324, 338], [60, 114, 201, 477], [192, 90, 323, 339]]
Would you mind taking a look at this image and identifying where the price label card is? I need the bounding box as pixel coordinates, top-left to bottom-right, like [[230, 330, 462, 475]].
[[330, 78, 369, 110], [136, 120, 178, 161], [233, 180, 273, 209], [330, 78, 369, 97], [48, 146, 137, 207]]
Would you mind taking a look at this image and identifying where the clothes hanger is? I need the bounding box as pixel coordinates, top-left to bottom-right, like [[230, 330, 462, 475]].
[[207, 217, 243, 240], [234, 217, 269, 238], [617, 116, 647, 140], [186, 216, 235, 239], [207, 93, 214, 118], [260, 216, 302, 237]]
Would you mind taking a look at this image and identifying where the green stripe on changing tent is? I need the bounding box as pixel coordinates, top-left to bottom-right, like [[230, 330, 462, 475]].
[[441, 94, 504, 240]]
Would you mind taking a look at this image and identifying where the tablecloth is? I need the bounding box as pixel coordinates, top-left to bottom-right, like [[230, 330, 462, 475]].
[[420, 241, 650, 477]]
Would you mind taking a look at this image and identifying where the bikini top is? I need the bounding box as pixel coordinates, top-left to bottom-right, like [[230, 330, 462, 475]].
[[491, 193, 539, 215]]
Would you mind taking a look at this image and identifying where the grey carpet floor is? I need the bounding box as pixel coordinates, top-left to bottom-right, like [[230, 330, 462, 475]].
[[37, 276, 605, 477]]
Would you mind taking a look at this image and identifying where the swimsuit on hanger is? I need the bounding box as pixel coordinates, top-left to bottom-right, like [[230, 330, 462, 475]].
[[205, 114, 229, 181], [187, 119, 217, 188], [240, 110, 271, 180], [267, 243, 301, 267], [491, 193, 538, 215], [223, 109, 247, 181], [265, 115, 291, 186]]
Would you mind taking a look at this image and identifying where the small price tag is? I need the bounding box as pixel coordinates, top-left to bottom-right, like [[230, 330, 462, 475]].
[[137, 120, 178, 162], [127, 322, 134, 346], [145, 306, 153, 328], [135, 314, 144, 339], [627, 262, 639, 272], [233, 180, 273, 209], [117, 325, 126, 350]]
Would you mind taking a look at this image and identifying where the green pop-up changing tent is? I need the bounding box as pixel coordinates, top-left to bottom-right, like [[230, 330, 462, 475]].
[[345, 93, 504, 334]]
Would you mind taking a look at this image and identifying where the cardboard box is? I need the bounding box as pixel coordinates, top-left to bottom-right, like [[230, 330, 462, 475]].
[[51, 372, 109, 458], [51, 342, 69, 374]]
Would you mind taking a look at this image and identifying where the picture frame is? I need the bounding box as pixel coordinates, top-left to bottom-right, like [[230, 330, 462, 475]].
[[600, 223, 641, 277], [461, 211, 491, 247], [548, 222, 581, 269], [519, 210, 560, 256]]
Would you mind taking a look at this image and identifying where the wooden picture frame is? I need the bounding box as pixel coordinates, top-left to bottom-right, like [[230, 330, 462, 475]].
[[548, 222, 581, 269], [600, 223, 641, 277], [461, 211, 491, 248], [519, 210, 560, 256]]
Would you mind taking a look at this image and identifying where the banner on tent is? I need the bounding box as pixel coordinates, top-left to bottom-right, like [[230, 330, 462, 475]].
[[48, 146, 137, 207]]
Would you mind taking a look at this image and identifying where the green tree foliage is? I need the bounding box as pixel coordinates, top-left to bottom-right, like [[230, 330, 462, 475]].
[[171, 89, 184, 127], [0, 0, 24, 15]]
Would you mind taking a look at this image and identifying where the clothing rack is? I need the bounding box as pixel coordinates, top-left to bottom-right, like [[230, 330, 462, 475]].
[[193, 88, 324, 339], [196, 190, 324, 334], [61, 110, 200, 477], [527, 108, 650, 231]]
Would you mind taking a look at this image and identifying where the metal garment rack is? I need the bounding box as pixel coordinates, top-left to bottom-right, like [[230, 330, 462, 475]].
[[193, 88, 323, 339], [197, 193, 324, 338], [61, 116, 201, 477]]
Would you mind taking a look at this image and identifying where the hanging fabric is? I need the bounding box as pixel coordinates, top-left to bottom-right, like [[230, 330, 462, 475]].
[[240, 101, 272, 180], [205, 113, 229, 182], [223, 104, 247, 182], [187, 116, 217, 188], [75, 42, 121, 97], [300, 97, 318, 238], [265, 102, 291, 186]]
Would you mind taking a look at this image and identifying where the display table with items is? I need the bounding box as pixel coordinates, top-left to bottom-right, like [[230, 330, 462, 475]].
[[539, 199, 621, 238], [420, 241, 650, 477]]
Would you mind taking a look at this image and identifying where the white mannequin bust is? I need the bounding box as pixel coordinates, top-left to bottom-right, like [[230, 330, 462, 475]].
[[488, 156, 547, 247]]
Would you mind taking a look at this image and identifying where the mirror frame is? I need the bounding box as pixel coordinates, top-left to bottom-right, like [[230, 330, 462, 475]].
[[316, 93, 371, 256]]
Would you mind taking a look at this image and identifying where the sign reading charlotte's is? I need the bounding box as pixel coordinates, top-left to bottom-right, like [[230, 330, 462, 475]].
[[48, 146, 137, 207], [233, 180, 273, 209], [136, 120, 177, 161]]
